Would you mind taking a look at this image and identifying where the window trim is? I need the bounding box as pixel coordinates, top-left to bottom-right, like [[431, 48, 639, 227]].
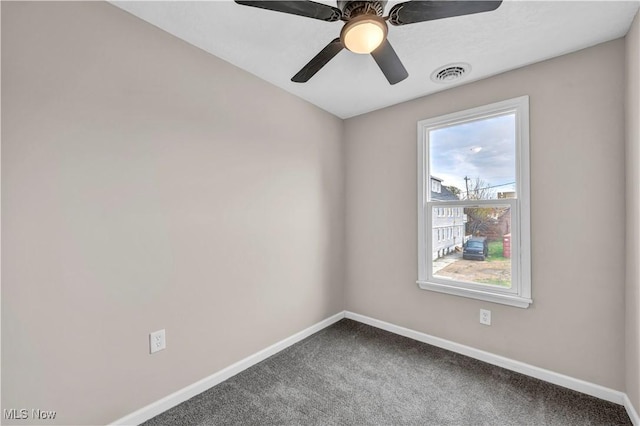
[[416, 96, 532, 308]]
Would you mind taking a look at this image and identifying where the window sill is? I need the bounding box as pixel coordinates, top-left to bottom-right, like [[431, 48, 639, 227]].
[[417, 281, 532, 308]]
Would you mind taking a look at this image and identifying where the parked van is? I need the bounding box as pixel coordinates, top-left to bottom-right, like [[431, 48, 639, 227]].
[[463, 237, 489, 261]]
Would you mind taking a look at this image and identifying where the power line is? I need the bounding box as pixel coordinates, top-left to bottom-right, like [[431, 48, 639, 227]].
[[442, 179, 516, 194], [469, 181, 516, 191]]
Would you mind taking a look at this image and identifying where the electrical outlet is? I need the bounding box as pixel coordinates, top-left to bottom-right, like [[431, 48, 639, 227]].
[[480, 309, 491, 326], [149, 329, 166, 354]]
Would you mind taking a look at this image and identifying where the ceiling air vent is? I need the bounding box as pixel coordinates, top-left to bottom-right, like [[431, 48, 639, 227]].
[[431, 63, 471, 84]]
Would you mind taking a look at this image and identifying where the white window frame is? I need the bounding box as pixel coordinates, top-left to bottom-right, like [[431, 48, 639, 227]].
[[417, 96, 532, 308]]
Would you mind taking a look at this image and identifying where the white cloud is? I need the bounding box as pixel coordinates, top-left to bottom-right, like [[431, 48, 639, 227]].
[[429, 113, 516, 196]]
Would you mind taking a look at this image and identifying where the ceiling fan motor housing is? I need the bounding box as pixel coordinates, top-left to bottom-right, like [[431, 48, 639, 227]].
[[338, 1, 387, 20], [234, 0, 502, 85]]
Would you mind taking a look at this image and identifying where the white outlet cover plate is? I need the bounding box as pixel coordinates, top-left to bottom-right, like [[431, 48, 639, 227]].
[[480, 309, 492, 326], [149, 329, 166, 354]]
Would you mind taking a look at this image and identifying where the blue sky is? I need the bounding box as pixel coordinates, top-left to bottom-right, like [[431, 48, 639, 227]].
[[429, 113, 516, 198]]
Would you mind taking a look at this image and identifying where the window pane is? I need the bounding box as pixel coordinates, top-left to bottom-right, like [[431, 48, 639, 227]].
[[432, 206, 512, 289], [429, 114, 516, 200]]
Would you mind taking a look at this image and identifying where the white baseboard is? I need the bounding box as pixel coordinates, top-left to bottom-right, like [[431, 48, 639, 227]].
[[624, 393, 640, 426], [111, 310, 637, 425], [110, 311, 345, 425], [345, 311, 627, 406]]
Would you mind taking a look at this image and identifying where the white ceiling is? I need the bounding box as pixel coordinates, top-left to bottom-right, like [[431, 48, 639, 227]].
[[112, 0, 639, 118]]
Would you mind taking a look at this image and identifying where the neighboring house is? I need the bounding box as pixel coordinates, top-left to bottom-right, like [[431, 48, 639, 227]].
[[431, 177, 467, 260], [496, 191, 513, 237], [497, 208, 511, 236]]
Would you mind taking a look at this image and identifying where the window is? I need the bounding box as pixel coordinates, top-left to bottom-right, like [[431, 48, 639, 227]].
[[417, 96, 531, 308]]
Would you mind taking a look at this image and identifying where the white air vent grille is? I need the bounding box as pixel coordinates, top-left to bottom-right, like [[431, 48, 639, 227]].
[[431, 63, 471, 84]]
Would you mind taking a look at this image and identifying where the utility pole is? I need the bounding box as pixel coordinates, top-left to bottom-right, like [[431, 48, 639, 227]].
[[464, 176, 470, 200]]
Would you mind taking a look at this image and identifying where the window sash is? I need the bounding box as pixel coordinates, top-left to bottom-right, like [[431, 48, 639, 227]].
[[424, 199, 519, 296]]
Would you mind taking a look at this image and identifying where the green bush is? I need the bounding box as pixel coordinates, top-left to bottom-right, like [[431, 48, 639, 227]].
[[487, 241, 506, 261]]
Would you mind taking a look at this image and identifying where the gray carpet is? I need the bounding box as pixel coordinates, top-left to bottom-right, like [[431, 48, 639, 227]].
[[142, 319, 631, 425]]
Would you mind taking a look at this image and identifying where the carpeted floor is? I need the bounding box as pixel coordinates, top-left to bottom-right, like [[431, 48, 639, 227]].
[[143, 319, 631, 425]]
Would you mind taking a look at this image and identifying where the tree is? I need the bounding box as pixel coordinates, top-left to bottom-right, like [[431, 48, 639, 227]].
[[464, 207, 497, 237], [465, 177, 495, 200], [445, 185, 462, 199], [464, 177, 508, 240]]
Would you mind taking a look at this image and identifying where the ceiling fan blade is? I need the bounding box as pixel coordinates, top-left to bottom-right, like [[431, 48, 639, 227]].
[[292, 38, 344, 83], [234, 1, 342, 22], [370, 39, 408, 85], [388, 1, 502, 26]]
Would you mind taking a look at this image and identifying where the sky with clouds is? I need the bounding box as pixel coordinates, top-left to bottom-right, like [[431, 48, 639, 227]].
[[429, 113, 516, 198]]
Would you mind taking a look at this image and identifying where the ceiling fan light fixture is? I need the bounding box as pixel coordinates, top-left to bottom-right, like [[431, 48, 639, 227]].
[[340, 15, 387, 54], [234, 0, 503, 84]]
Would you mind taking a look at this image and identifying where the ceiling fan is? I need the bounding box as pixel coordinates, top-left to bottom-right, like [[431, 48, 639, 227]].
[[234, 1, 503, 85]]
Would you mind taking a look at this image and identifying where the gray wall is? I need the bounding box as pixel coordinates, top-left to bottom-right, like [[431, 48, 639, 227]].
[[626, 9, 640, 417], [344, 39, 627, 391], [2, 1, 638, 425], [1, 2, 344, 424]]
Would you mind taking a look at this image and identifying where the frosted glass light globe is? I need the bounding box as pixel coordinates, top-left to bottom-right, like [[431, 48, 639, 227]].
[[341, 16, 387, 54]]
